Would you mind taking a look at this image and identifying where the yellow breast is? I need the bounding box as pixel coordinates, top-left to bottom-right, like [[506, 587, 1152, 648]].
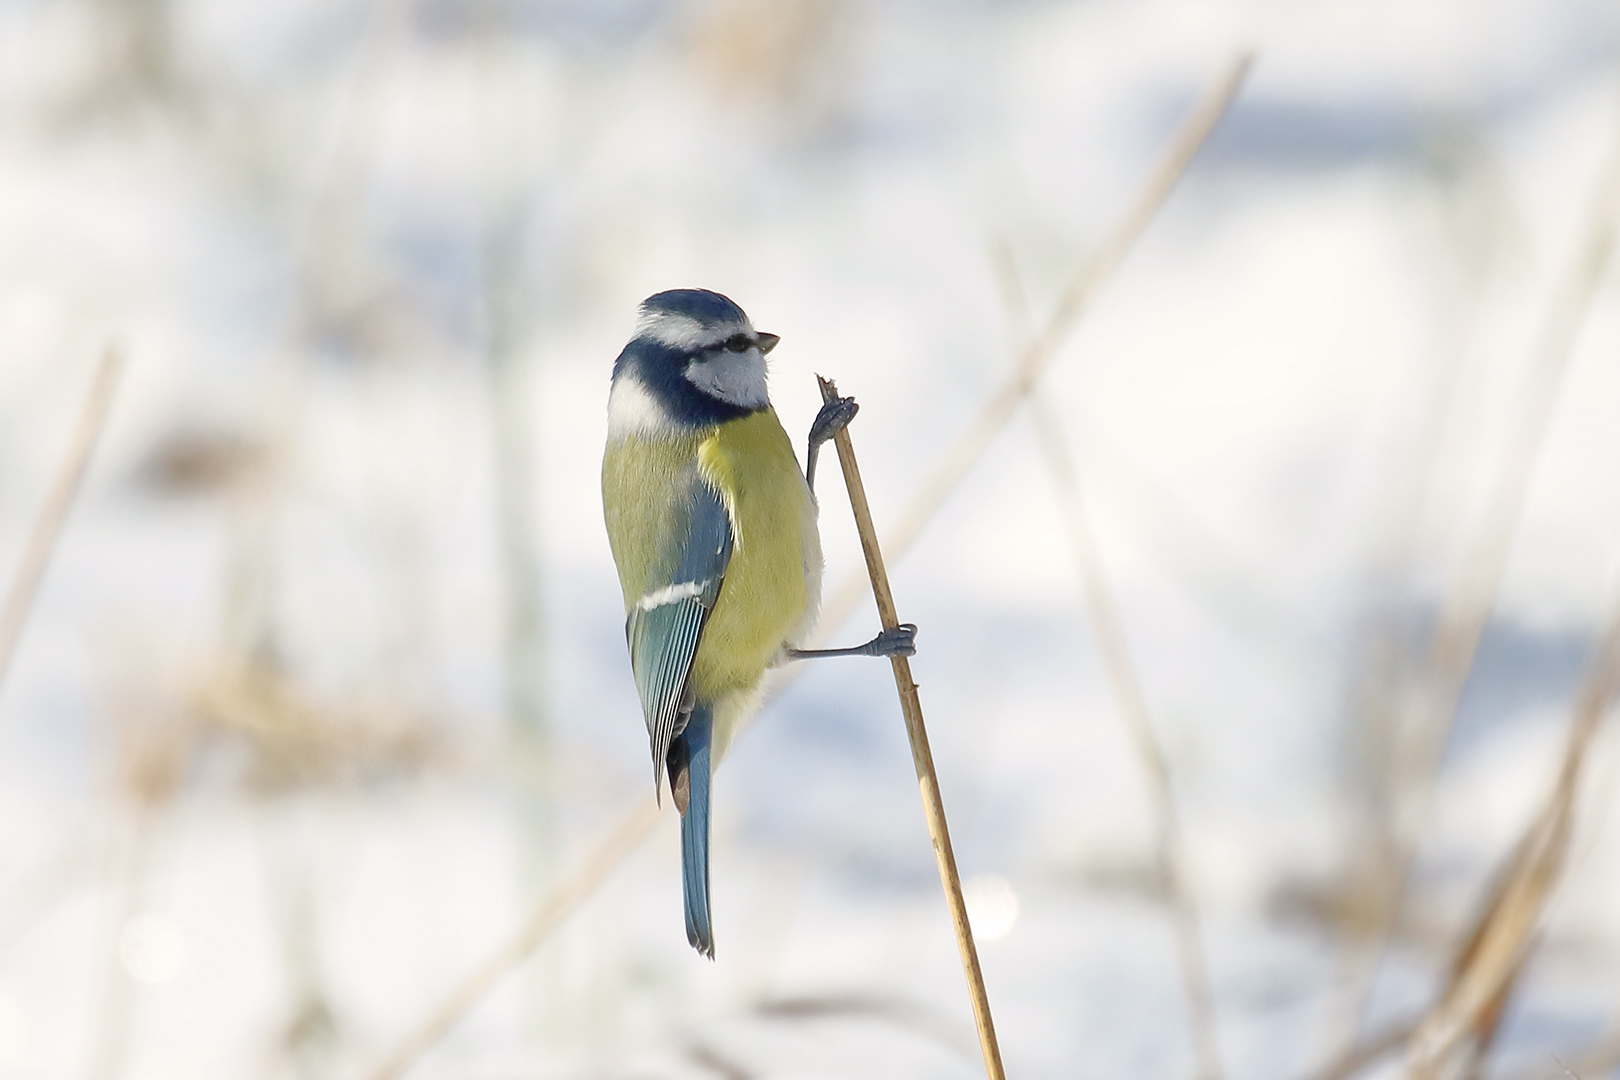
[[690, 407, 821, 700]]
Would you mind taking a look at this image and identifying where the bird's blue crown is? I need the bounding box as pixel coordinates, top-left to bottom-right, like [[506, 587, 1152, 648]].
[[639, 289, 748, 331]]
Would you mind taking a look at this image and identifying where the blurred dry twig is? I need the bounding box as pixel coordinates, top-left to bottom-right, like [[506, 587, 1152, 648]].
[[137, 427, 266, 498], [816, 49, 1254, 637], [755, 992, 978, 1058], [1305, 512, 1620, 1080], [90, 666, 197, 1080], [1321, 139, 1503, 1058], [1333, 85, 1620, 1046], [365, 799, 658, 1080], [0, 347, 125, 705], [87, 808, 159, 1080], [1307, 1018, 1423, 1080], [996, 218, 1223, 1080], [683, 1038, 756, 1080], [1029, 397, 1224, 1080], [1404, 577, 1620, 1080], [190, 658, 442, 791], [1502, 1034, 1620, 1080]]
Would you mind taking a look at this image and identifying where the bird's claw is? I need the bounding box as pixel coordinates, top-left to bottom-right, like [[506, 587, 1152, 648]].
[[810, 395, 859, 449], [869, 623, 918, 658]]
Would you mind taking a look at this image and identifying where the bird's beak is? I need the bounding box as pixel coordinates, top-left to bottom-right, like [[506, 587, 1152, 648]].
[[756, 332, 780, 354]]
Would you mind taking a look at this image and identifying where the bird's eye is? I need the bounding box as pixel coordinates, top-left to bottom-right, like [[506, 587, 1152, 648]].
[[724, 333, 752, 353]]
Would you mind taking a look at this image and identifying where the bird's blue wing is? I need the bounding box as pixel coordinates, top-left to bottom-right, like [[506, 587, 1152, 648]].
[[626, 478, 733, 796]]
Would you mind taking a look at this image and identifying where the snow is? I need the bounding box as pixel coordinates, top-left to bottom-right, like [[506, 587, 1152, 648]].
[[1, 1, 1620, 1078]]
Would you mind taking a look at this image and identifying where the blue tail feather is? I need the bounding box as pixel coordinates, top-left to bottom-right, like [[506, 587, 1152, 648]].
[[676, 706, 715, 958]]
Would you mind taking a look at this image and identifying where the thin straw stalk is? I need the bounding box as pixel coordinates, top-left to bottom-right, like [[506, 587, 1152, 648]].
[[1303, 576, 1620, 1080], [816, 52, 1253, 631], [1337, 84, 1620, 1041], [816, 374, 1005, 1080], [1500, 1031, 1620, 1080], [0, 346, 125, 703], [1404, 577, 1620, 1080], [1030, 398, 1222, 1080], [87, 807, 158, 1080], [1307, 1019, 1423, 1080], [366, 800, 658, 1080], [999, 210, 1221, 1078]]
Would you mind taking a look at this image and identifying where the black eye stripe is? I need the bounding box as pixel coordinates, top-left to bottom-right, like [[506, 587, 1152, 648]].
[[724, 333, 752, 353]]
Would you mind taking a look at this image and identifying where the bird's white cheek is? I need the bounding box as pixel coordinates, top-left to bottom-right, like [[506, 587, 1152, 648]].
[[607, 375, 680, 441], [685, 351, 768, 409]]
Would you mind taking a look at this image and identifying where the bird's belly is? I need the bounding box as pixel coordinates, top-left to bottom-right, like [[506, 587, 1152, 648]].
[[689, 410, 815, 701]]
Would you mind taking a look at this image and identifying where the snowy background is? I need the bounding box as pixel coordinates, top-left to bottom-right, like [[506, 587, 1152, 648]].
[[3, 1, 1620, 1078]]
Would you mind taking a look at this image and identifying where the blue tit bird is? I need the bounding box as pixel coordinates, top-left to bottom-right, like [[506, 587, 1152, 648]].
[[602, 288, 916, 958]]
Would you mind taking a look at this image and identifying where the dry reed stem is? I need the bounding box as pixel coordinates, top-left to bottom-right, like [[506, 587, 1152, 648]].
[[1304, 914, 1570, 1080], [1029, 398, 1223, 1080], [0, 346, 124, 704], [0, 844, 95, 958], [1502, 1033, 1620, 1080], [684, 1038, 755, 1080], [755, 992, 978, 1058], [816, 374, 1005, 1080], [471, 22, 563, 1036], [1341, 87, 1620, 1041], [1404, 579, 1620, 1080], [365, 799, 658, 1080], [361, 55, 1252, 1077], [1317, 187, 1490, 1063], [190, 658, 438, 789], [1064, 422, 1302, 649], [473, 9, 551, 767], [1454, 950, 1526, 1080], [999, 219, 1221, 1078], [1307, 1017, 1423, 1080], [816, 50, 1254, 634], [87, 806, 158, 1080], [1406, 830, 1564, 1080]]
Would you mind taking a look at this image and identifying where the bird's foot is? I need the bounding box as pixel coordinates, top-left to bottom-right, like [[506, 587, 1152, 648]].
[[867, 623, 918, 658], [784, 623, 919, 662], [810, 395, 859, 450], [806, 395, 859, 494]]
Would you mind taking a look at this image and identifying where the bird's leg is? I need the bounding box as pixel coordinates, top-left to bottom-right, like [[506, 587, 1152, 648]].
[[787, 623, 917, 661], [805, 395, 859, 495]]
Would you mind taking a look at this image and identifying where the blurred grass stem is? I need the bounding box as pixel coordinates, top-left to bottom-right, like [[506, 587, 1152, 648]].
[[1317, 154, 1494, 1064], [475, 7, 549, 785], [1030, 398, 1223, 1080], [1307, 1018, 1422, 1080], [0, 347, 124, 706], [88, 805, 157, 1080], [366, 800, 657, 1080], [999, 221, 1222, 1079], [1339, 85, 1620, 1042], [472, 11, 561, 1039], [816, 374, 1005, 1080], [816, 50, 1251, 634], [1404, 573, 1620, 1079], [1502, 1026, 1620, 1080]]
